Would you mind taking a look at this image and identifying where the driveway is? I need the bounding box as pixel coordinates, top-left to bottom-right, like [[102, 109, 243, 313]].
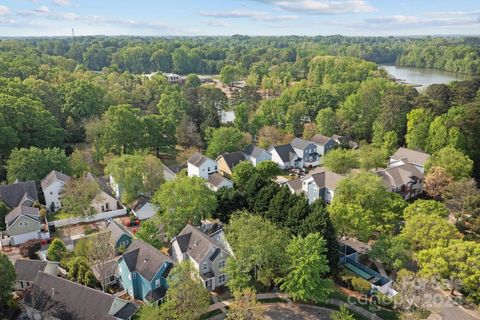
[[430, 289, 480, 320]]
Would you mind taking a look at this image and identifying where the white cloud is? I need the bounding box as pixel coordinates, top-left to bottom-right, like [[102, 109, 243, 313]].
[[200, 9, 298, 21], [205, 20, 229, 27], [0, 5, 10, 15], [52, 0, 72, 6], [250, 0, 375, 14], [35, 6, 50, 14]]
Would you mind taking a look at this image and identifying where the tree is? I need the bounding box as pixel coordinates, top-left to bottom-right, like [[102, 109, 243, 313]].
[[403, 199, 449, 220], [423, 166, 454, 199], [220, 65, 243, 86], [0, 253, 15, 309], [323, 149, 359, 174], [206, 127, 248, 159], [257, 125, 287, 149], [142, 154, 165, 196], [405, 108, 434, 151], [176, 147, 201, 164], [47, 238, 67, 262], [69, 149, 89, 178], [285, 102, 308, 136], [135, 220, 163, 249], [155, 261, 210, 320], [401, 213, 460, 251], [215, 188, 247, 223], [358, 144, 386, 171], [280, 233, 332, 303], [231, 161, 256, 187], [0, 202, 9, 231], [381, 130, 399, 156], [328, 172, 406, 240], [184, 74, 201, 88], [176, 114, 203, 148], [66, 256, 96, 287], [226, 288, 262, 320], [256, 161, 281, 179], [59, 80, 105, 121], [331, 304, 354, 320], [19, 239, 42, 259], [302, 122, 318, 140], [226, 212, 289, 287], [426, 146, 473, 180], [369, 235, 412, 270], [417, 240, 480, 300], [234, 103, 250, 133], [142, 114, 176, 156], [6, 147, 70, 183], [151, 49, 172, 72], [61, 176, 101, 216], [316, 107, 336, 136], [152, 175, 216, 238]]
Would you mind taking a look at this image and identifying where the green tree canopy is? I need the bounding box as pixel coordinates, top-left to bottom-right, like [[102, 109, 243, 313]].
[[403, 199, 449, 220], [206, 127, 248, 159], [426, 146, 473, 180], [323, 149, 359, 174], [47, 238, 68, 262], [0, 253, 15, 309]]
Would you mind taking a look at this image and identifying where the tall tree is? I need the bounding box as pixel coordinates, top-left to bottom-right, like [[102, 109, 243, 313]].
[[315, 107, 336, 136], [323, 149, 359, 174], [426, 146, 473, 181], [0, 253, 15, 310], [206, 127, 249, 159], [405, 108, 434, 151], [59, 80, 105, 121], [423, 166, 454, 199], [61, 176, 101, 216]]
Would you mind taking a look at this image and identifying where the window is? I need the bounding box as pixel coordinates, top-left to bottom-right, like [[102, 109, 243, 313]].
[[105, 202, 110, 210], [218, 260, 225, 268], [155, 279, 161, 288], [218, 274, 226, 284], [202, 262, 208, 271], [50, 191, 53, 195], [101, 205, 105, 212], [132, 272, 137, 279], [208, 167, 211, 172]]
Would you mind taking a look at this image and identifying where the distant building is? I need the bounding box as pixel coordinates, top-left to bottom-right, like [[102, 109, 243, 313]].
[[130, 195, 159, 221], [187, 152, 218, 179], [4, 205, 50, 246], [269, 144, 302, 169], [207, 173, 233, 192], [291, 137, 320, 167], [389, 147, 431, 173], [243, 144, 271, 167], [164, 73, 184, 85], [376, 161, 424, 200], [310, 134, 337, 156]]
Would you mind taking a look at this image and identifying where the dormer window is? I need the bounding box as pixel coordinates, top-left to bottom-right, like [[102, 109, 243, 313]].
[[202, 262, 208, 271]]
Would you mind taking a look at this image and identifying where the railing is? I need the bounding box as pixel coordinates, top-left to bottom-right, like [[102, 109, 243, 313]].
[[50, 207, 127, 228]]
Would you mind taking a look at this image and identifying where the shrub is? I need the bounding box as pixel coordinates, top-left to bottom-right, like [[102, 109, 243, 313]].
[[351, 276, 372, 294], [19, 239, 41, 258], [46, 238, 67, 262]]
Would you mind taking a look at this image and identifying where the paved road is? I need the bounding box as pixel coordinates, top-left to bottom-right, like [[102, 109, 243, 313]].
[[430, 290, 480, 320]]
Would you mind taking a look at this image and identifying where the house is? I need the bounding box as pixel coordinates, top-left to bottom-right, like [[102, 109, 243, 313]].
[[41, 170, 70, 211], [4, 206, 49, 246], [0, 180, 38, 209], [389, 147, 431, 173], [243, 144, 271, 167], [216, 152, 246, 176], [130, 195, 159, 220], [286, 168, 345, 204], [14, 259, 59, 291], [207, 173, 233, 192], [331, 134, 359, 149], [106, 220, 133, 253], [92, 258, 119, 287], [164, 73, 184, 85], [162, 163, 187, 181], [291, 137, 320, 167], [85, 173, 120, 214], [268, 144, 302, 170], [171, 224, 233, 290], [310, 134, 337, 156], [187, 152, 218, 179], [376, 161, 424, 200], [118, 239, 174, 303], [24, 272, 137, 320]]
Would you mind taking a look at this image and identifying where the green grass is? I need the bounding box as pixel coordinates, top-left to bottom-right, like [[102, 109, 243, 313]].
[[199, 309, 223, 320], [48, 211, 76, 221]]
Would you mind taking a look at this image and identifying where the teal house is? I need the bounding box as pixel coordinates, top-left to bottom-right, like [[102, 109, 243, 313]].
[[118, 240, 174, 303], [107, 220, 133, 253]]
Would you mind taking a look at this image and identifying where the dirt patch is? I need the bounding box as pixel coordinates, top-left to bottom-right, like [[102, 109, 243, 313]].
[[262, 303, 333, 320]]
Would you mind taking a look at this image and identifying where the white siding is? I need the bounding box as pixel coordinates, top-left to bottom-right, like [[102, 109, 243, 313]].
[[43, 180, 65, 211]]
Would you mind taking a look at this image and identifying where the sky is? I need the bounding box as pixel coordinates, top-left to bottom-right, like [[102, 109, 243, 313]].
[[0, 0, 479, 37]]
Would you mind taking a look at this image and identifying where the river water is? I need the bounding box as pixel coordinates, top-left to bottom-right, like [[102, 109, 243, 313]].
[[380, 65, 469, 90]]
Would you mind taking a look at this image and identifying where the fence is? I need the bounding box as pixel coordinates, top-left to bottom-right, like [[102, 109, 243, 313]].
[[50, 207, 127, 228]]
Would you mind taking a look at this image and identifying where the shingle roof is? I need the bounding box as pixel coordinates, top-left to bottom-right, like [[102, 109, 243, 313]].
[[24, 272, 136, 320], [188, 152, 211, 167], [174, 224, 230, 264], [121, 239, 173, 281], [243, 144, 268, 159], [208, 173, 232, 188], [167, 164, 187, 174], [269, 144, 298, 163], [91, 259, 118, 280], [377, 162, 424, 188], [106, 220, 132, 245], [218, 152, 246, 171], [291, 137, 313, 150], [15, 260, 48, 282], [311, 134, 333, 147], [145, 286, 167, 303], [286, 178, 303, 194], [5, 205, 40, 227], [0, 181, 38, 209], [309, 169, 345, 190], [391, 147, 431, 167], [41, 170, 70, 190]]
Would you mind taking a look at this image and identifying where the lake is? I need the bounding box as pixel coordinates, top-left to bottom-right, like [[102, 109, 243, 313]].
[[380, 65, 469, 90]]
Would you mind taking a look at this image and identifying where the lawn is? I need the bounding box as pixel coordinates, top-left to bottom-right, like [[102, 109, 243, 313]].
[[48, 210, 76, 221]]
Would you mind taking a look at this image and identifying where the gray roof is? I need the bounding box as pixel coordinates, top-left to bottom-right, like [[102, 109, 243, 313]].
[[85, 172, 116, 199], [15, 260, 48, 282], [0, 181, 38, 209], [188, 152, 212, 167], [218, 152, 246, 171], [130, 195, 151, 212], [311, 134, 333, 147], [269, 144, 298, 163], [208, 173, 232, 188], [174, 224, 230, 264], [5, 205, 40, 227], [24, 272, 136, 320], [106, 220, 132, 245], [308, 169, 345, 190], [286, 178, 303, 194], [391, 147, 431, 167], [121, 239, 173, 281], [377, 162, 424, 188], [243, 144, 268, 159], [91, 259, 118, 280], [167, 164, 187, 174], [291, 137, 314, 150], [41, 170, 70, 190]]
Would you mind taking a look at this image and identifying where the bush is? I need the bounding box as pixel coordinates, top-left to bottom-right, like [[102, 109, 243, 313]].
[[47, 238, 67, 262], [373, 291, 394, 309], [19, 239, 42, 258], [351, 276, 372, 294]]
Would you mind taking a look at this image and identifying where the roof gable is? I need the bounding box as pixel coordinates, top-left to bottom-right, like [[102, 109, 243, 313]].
[[291, 137, 314, 150], [188, 152, 213, 167], [269, 144, 298, 163], [0, 181, 38, 209], [5, 205, 40, 227], [41, 170, 71, 190], [311, 134, 334, 147], [391, 147, 430, 167], [217, 152, 246, 171]]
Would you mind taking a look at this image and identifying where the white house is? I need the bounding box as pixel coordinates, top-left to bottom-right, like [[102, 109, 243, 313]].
[[207, 173, 233, 192], [164, 73, 184, 85], [268, 144, 302, 170], [41, 170, 70, 211], [389, 147, 431, 173], [376, 161, 424, 200], [187, 152, 218, 179], [130, 195, 159, 220], [243, 144, 271, 167], [310, 134, 337, 157], [85, 173, 120, 214]]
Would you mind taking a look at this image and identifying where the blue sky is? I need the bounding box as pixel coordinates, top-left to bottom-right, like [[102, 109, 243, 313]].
[[0, 0, 479, 37]]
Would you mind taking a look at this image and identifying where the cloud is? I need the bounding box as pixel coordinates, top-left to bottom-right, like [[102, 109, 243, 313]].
[[52, 0, 72, 6], [200, 9, 298, 21], [0, 5, 10, 15], [364, 14, 480, 27], [205, 20, 229, 27], [250, 0, 375, 14], [35, 6, 50, 14]]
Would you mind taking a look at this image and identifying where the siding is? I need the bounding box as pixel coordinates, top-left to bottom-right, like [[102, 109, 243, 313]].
[[7, 216, 41, 236]]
